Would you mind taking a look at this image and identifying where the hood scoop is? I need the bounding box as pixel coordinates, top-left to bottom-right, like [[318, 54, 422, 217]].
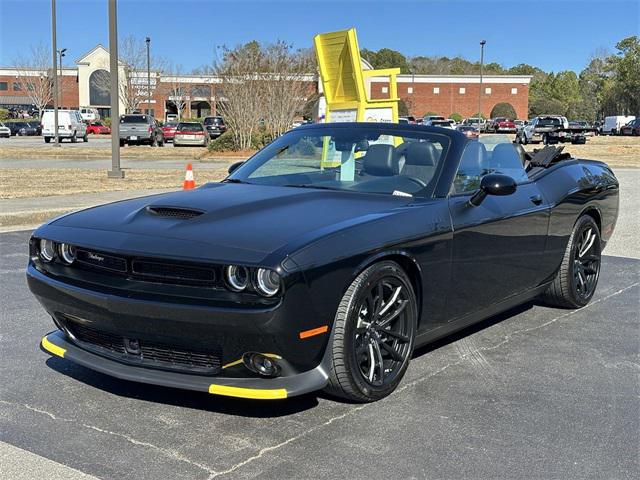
[[146, 206, 205, 220]]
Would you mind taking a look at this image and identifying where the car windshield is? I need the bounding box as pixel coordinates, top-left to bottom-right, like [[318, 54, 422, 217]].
[[204, 117, 224, 125], [228, 126, 452, 197], [177, 123, 203, 132]]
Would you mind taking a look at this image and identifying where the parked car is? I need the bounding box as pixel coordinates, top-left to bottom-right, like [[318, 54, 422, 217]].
[[514, 120, 527, 131], [398, 116, 417, 124], [517, 115, 587, 145], [119, 114, 164, 146], [86, 122, 111, 135], [425, 119, 454, 129], [27, 121, 42, 135], [456, 125, 479, 139], [41, 110, 88, 143], [166, 113, 179, 122], [487, 117, 516, 133], [161, 122, 178, 142], [31, 122, 619, 402], [602, 115, 636, 135], [0, 122, 10, 138], [8, 121, 39, 136], [619, 118, 640, 136], [462, 117, 487, 132], [174, 122, 210, 147], [79, 107, 100, 123], [569, 120, 595, 136], [423, 115, 445, 123], [203, 116, 227, 138]]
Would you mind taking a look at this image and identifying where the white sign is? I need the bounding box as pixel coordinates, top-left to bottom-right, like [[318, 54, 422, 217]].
[[363, 107, 393, 123], [328, 109, 357, 122]]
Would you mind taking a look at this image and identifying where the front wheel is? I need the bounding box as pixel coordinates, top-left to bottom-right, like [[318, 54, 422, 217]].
[[83, 133, 88, 142], [541, 215, 601, 308], [325, 261, 417, 402]]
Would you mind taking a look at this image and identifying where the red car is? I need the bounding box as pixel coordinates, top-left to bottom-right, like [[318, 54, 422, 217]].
[[488, 117, 517, 133], [86, 122, 111, 135], [456, 125, 479, 139], [620, 118, 640, 136], [161, 122, 178, 142]]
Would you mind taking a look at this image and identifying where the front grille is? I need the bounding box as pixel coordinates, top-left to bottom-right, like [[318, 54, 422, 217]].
[[65, 321, 222, 375], [131, 260, 216, 285], [147, 206, 204, 219]]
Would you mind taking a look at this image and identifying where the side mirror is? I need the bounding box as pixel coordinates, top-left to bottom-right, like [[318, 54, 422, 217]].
[[469, 174, 517, 207], [228, 161, 244, 174]]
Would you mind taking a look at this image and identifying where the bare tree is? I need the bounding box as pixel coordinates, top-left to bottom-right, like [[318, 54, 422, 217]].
[[13, 42, 54, 118], [261, 44, 316, 138], [163, 64, 190, 120]]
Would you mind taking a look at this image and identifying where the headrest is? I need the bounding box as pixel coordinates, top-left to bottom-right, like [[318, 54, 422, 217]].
[[459, 141, 488, 172], [405, 141, 437, 166], [363, 144, 398, 176], [491, 143, 522, 169]]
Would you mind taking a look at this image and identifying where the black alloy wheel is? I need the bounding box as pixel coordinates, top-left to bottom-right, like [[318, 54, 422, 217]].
[[542, 215, 601, 308], [325, 261, 417, 402]]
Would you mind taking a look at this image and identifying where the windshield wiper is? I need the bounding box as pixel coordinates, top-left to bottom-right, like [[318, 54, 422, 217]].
[[284, 184, 338, 191], [222, 178, 251, 184]]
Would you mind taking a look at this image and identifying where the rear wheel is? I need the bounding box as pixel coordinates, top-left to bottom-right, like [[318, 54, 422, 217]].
[[83, 133, 88, 142], [119, 139, 125, 147], [44, 137, 51, 143], [325, 261, 417, 402], [541, 215, 601, 308], [71, 132, 77, 143]]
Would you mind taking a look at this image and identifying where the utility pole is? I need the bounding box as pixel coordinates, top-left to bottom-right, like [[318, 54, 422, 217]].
[[478, 40, 486, 131], [51, 0, 60, 146], [146, 37, 151, 116], [107, 0, 124, 178]]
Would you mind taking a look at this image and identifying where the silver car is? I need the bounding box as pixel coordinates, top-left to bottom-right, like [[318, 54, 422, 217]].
[[174, 122, 210, 147]]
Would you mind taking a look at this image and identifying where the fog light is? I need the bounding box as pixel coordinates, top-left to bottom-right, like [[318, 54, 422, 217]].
[[242, 352, 280, 377], [39, 239, 56, 262], [60, 243, 76, 264]]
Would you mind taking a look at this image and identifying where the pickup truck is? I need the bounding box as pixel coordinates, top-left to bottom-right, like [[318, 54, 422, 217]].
[[118, 114, 164, 147], [517, 115, 587, 145]]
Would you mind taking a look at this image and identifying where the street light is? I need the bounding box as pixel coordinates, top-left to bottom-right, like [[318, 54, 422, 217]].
[[478, 40, 486, 130], [145, 36, 151, 116], [51, 0, 60, 146], [57, 48, 66, 105]]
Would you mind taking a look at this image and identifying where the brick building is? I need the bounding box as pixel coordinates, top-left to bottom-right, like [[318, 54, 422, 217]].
[[0, 44, 531, 121], [369, 74, 532, 119]]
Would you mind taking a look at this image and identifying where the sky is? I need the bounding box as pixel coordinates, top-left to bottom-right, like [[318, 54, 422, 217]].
[[0, 0, 638, 73]]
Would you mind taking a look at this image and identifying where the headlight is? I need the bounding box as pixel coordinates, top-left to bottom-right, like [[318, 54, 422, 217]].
[[60, 243, 76, 264], [225, 265, 249, 292], [255, 268, 280, 297], [39, 239, 56, 262]]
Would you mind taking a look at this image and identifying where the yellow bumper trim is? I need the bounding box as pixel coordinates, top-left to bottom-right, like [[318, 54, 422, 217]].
[[208, 384, 288, 400], [41, 335, 66, 358]]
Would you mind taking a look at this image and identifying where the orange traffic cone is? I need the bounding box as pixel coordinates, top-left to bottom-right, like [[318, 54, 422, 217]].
[[183, 163, 196, 190]]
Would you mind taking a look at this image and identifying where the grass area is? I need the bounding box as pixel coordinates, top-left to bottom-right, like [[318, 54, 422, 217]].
[[0, 167, 230, 199]]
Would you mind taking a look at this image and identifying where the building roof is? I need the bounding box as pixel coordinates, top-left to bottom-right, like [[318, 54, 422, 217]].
[[371, 74, 533, 84]]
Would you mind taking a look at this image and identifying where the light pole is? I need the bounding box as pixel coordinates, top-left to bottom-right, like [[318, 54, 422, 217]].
[[145, 37, 151, 116], [57, 47, 66, 105], [51, 0, 60, 146], [478, 40, 486, 130], [107, 0, 123, 178]]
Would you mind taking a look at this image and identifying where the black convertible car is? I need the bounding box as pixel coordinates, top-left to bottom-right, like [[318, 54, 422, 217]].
[[29, 123, 619, 402]]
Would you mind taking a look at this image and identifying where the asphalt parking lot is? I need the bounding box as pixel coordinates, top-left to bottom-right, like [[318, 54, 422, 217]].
[[0, 172, 638, 480]]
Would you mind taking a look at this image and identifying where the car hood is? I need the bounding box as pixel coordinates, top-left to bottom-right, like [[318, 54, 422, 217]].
[[40, 183, 414, 265]]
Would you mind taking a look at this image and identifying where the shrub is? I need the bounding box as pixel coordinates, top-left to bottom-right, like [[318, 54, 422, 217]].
[[490, 102, 517, 119], [422, 111, 439, 118], [208, 131, 237, 152], [449, 112, 463, 122], [0, 108, 9, 121]]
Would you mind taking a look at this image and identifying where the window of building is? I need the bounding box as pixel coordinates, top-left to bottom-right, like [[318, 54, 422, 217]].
[[459, 87, 466, 94], [27, 83, 35, 91], [144, 108, 155, 117], [485, 87, 492, 94], [0, 82, 7, 91], [511, 87, 518, 95], [13, 82, 21, 91], [433, 87, 440, 94], [407, 86, 413, 94], [191, 85, 211, 98], [381, 86, 388, 94], [89, 69, 111, 106]]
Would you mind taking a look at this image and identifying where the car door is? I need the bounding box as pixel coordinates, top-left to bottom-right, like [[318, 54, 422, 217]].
[[445, 141, 550, 320]]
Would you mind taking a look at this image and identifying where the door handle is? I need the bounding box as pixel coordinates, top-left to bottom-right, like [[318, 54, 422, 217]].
[[530, 194, 543, 205]]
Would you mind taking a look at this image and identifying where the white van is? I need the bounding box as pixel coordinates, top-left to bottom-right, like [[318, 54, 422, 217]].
[[41, 109, 88, 143], [80, 107, 100, 122], [602, 115, 636, 135]]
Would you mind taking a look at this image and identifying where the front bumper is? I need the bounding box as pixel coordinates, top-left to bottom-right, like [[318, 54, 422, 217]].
[[41, 330, 328, 399]]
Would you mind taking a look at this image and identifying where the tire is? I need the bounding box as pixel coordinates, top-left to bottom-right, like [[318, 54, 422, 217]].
[[541, 215, 601, 309], [324, 261, 417, 402], [151, 135, 158, 147], [83, 133, 88, 142], [71, 132, 77, 143], [44, 137, 51, 143], [119, 139, 125, 147]]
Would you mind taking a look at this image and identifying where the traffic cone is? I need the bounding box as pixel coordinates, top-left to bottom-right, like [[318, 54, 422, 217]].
[[183, 163, 196, 190]]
